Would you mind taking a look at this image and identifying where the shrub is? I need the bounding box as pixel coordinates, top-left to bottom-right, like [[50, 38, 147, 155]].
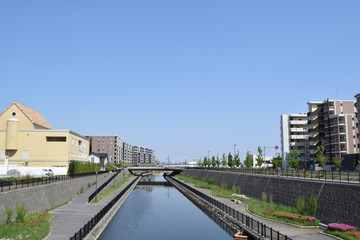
[[220, 182, 228, 189], [296, 196, 306, 214], [261, 192, 268, 202], [68, 160, 101, 175], [232, 185, 240, 194], [328, 223, 357, 231], [6, 208, 13, 224], [207, 178, 215, 185], [307, 195, 317, 216], [16, 204, 27, 223], [202, 176, 208, 182]]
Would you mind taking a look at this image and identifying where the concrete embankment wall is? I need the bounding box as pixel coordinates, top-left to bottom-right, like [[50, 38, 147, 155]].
[[0, 170, 129, 222], [182, 169, 360, 228]]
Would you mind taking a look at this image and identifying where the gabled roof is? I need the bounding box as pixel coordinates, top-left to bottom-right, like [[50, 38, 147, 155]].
[[11, 102, 53, 129]]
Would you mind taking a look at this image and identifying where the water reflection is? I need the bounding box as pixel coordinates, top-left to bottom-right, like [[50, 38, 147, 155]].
[[99, 175, 233, 240]]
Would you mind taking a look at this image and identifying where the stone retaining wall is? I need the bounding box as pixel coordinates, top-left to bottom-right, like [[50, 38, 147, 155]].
[[0, 171, 128, 222], [182, 169, 360, 228]]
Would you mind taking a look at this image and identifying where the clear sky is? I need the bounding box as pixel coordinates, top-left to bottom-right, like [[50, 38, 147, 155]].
[[0, 1, 359, 163]]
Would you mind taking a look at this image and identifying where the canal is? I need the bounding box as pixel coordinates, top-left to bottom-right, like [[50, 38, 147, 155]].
[[99, 175, 234, 240]]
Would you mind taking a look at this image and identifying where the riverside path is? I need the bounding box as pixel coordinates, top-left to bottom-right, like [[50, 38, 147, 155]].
[[45, 172, 137, 240]]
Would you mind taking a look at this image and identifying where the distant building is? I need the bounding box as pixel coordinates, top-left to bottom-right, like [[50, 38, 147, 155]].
[[132, 146, 156, 165], [89, 153, 108, 170], [355, 93, 360, 150], [280, 114, 309, 169], [0, 102, 89, 170], [122, 141, 133, 164], [249, 155, 273, 168], [89, 136, 123, 163], [307, 99, 359, 164]]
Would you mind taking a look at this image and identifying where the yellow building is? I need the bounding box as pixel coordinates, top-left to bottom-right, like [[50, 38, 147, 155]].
[[0, 102, 89, 169]]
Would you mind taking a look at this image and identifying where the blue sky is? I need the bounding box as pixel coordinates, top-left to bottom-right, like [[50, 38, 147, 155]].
[[1, 0, 359, 163]]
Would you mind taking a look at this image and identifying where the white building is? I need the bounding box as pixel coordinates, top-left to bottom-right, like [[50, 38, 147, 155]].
[[280, 114, 309, 169]]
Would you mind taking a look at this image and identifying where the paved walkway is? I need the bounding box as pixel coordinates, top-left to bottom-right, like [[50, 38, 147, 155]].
[[177, 179, 335, 240], [46, 172, 137, 240]]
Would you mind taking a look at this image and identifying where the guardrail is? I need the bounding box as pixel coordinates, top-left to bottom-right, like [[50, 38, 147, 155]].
[[88, 170, 122, 203], [70, 176, 140, 240], [187, 167, 360, 184], [167, 176, 291, 240], [0, 171, 110, 192]]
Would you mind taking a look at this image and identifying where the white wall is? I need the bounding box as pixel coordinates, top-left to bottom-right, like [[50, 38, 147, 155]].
[[0, 165, 67, 177]]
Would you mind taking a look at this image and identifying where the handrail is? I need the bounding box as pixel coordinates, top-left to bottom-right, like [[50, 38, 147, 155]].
[[0, 171, 110, 192], [88, 170, 122, 203]]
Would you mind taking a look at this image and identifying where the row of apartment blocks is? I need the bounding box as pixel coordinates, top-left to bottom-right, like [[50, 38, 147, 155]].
[[281, 94, 360, 169], [89, 136, 156, 165]]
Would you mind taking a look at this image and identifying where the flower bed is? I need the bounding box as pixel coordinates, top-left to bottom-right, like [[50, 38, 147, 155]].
[[326, 223, 360, 240], [262, 210, 319, 225]]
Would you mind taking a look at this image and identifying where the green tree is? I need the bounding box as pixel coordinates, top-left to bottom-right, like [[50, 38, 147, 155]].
[[315, 144, 327, 168], [287, 148, 300, 169], [211, 156, 216, 167], [244, 151, 253, 168], [216, 155, 220, 167], [234, 151, 241, 168], [256, 146, 264, 167], [332, 156, 341, 170], [221, 153, 227, 167], [272, 154, 282, 169], [227, 153, 234, 168]]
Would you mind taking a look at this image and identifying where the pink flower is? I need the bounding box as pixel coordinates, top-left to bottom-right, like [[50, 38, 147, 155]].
[[328, 223, 357, 231], [307, 217, 316, 222]]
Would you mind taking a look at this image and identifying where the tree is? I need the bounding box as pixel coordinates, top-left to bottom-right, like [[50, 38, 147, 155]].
[[332, 156, 341, 170], [227, 153, 234, 168], [234, 151, 241, 168], [221, 153, 227, 167], [202, 157, 208, 167], [256, 146, 264, 167], [315, 144, 327, 169], [287, 148, 300, 169], [244, 151, 253, 168], [211, 156, 216, 167], [272, 154, 282, 169], [216, 155, 220, 167]]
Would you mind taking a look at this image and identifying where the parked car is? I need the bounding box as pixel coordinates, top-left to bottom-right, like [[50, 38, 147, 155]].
[[41, 169, 54, 176], [7, 169, 21, 176]]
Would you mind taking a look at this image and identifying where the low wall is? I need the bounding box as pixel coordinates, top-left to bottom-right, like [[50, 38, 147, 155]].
[[182, 169, 360, 228], [0, 171, 124, 222]]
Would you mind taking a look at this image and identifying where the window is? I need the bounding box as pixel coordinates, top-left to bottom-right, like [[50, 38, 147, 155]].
[[22, 150, 29, 159], [47, 136, 67, 142], [11, 112, 16, 116]]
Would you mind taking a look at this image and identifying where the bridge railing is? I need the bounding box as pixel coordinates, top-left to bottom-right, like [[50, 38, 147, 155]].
[[167, 176, 291, 240], [186, 167, 360, 184], [70, 176, 140, 240], [0, 171, 110, 192]]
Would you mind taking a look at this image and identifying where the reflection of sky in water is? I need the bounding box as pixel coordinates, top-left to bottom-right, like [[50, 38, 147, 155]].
[[99, 175, 233, 240]]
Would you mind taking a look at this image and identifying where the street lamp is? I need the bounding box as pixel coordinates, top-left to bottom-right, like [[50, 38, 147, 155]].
[[207, 151, 210, 160], [234, 144, 237, 158]]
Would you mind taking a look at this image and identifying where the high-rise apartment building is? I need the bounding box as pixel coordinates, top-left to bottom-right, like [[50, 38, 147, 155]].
[[280, 114, 309, 168], [355, 93, 360, 148], [132, 146, 156, 165], [122, 142, 133, 164], [307, 99, 359, 163], [89, 136, 123, 163]]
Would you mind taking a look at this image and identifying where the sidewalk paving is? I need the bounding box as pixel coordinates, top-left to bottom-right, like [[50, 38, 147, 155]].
[[46, 172, 136, 240], [179, 179, 335, 240]]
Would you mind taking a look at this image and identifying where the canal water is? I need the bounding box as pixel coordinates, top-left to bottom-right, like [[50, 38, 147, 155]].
[[99, 175, 234, 240]]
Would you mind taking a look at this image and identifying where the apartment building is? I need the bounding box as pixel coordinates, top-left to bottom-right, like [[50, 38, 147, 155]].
[[355, 93, 360, 147], [132, 146, 156, 165], [307, 99, 359, 163], [122, 141, 133, 164], [280, 114, 309, 168], [89, 136, 123, 163]]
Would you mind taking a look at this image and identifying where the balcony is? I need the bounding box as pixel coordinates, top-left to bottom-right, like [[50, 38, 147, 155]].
[[308, 119, 318, 125], [289, 120, 308, 125], [290, 142, 307, 147], [290, 128, 307, 132], [290, 135, 307, 140]]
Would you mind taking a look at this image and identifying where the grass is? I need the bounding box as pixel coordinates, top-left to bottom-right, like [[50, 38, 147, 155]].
[[176, 174, 319, 226], [0, 212, 53, 240], [90, 174, 132, 204], [325, 230, 360, 240]]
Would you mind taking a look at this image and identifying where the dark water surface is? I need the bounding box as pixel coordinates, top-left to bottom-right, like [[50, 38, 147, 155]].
[[99, 175, 233, 240]]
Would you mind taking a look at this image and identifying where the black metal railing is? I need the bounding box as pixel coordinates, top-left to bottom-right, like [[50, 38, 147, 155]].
[[70, 176, 140, 240], [88, 170, 122, 203], [0, 171, 110, 192], [167, 176, 290, 240], [186, 167, 360, 184]]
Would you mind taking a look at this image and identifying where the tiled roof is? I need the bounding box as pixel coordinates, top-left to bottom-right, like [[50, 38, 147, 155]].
[[14, 102, 53, 129]]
